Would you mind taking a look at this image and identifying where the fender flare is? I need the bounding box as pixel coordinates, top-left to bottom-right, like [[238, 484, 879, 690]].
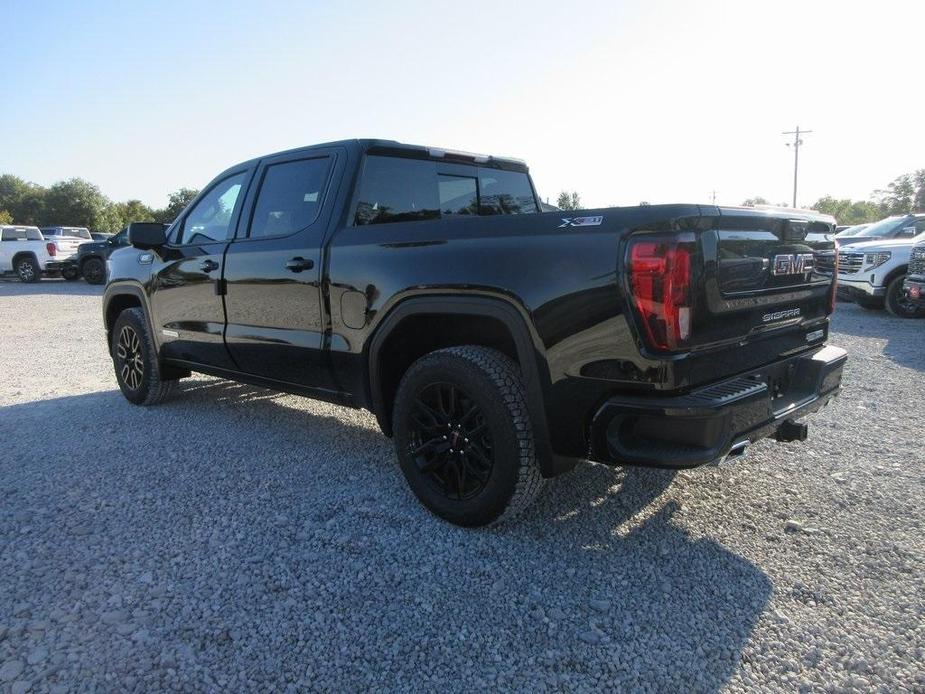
[[366, 294, 573, 477], [102, 281, 156, 351]]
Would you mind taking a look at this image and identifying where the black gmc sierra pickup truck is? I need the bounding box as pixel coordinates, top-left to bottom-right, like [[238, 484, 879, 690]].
[[103, 139, 846, 526]]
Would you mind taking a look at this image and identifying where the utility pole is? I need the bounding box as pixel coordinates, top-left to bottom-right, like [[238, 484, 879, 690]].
[[710, 189, 717, 204], [783, 126, 811, 208]]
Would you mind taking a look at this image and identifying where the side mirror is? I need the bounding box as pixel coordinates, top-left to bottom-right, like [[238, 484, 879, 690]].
[[128, 222, 168, 250]]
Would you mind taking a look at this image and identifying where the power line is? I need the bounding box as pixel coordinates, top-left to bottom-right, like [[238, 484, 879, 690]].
[[783, 126, 812, 208]]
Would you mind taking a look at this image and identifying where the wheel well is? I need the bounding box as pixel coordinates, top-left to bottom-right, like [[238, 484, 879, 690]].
[[11, 251, 38, 266], [373, 312, 519, 435], [105, 294, 142, 344], [883, 265, 908, 288]]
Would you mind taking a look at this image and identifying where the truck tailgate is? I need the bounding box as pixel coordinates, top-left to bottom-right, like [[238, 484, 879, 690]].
[[693, 208, 835, 353]]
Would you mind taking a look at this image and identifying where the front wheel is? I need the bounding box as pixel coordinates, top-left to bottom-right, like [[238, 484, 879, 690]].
[[82, 257, 106, 285], [111, 308, 179, 405], [392, 346, 543, 527], [885, 275, 924, 318], [15, 257, 40, 283]]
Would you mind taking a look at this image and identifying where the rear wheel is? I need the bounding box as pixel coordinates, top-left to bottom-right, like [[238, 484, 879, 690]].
[[15, 256, 40, 283], [61, 266, 80, 281], [111, 308, 179, 405], [392, 346, 543, 527], [82, 257, 106, 284], [885, 275, 924, 318]]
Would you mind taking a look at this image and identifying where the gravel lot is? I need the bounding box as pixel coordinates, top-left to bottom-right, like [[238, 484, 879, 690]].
[[0, 280, 922, 693]]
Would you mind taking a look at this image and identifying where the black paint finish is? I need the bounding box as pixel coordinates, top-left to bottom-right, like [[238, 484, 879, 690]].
[[104, 138, 844, 473]]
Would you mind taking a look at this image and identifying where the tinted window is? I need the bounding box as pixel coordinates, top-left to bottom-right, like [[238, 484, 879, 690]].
[[180, 172, 247, 244], [111, 229, 128, 245], [61, 228, 91, 239], [438, 175, 478, 216], [478, 169, 537, 215], [249, 157, 331, 238], [2, 228, 42, 240], [354, 156, 439, 225]]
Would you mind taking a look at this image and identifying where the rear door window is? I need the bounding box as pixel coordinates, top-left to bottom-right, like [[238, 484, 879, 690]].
[[248, 157, 332, 238]]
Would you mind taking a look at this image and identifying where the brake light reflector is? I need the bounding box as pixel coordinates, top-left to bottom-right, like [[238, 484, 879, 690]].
[[46, 243, 56, 256], [629, 238, 692, 351]]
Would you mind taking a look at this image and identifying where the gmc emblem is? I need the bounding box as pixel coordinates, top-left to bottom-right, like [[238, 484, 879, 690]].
[[771, 253, 814, 276]]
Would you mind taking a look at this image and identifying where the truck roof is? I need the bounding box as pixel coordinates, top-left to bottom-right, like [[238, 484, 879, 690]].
[[217, 139, 529, 180]]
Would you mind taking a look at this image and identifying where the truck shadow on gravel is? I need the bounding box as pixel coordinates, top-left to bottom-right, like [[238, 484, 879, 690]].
[[1, 379, 771, 692]]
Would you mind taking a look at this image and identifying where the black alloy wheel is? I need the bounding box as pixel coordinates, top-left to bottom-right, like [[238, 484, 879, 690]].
[[408, 382, 494, 501], [116, 325, 145, 390], [886, 275, 924, 318], [392, 346, 543, 527], [83, 257, 106, 284]]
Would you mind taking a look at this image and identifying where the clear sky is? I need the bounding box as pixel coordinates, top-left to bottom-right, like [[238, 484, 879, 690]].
[[2, 0, 923, 210]]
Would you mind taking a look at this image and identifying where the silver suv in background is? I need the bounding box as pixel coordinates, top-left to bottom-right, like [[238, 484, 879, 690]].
[[834, 214, 924, 247], [836, 222, 925, 318]]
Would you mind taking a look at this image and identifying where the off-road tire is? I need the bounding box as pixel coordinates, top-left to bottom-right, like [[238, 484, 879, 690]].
[[885, 275, 923, 318], [392, 346, 543, 527], [15, 256, 40, 283], [111, 308, 179, 405]]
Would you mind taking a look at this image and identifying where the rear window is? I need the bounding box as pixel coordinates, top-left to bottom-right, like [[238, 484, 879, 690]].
[[478, 169, 537, 215], [354, 155, 537, 226], [1, 227, 42, 241], [61, 228, 91, 239], [354, 156, 440, 226]]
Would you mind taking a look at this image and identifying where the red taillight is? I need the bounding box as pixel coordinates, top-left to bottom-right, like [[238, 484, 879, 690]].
[[629, 237, 692, 351], [46, 242, 56, 256], [827, 250, 838, 315]]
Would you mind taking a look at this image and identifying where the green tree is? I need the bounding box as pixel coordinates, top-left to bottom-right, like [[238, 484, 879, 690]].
[[43, 178, 111, 230], [154, 187, 199, 223], [875, 173, 917, 216], [0, 210, 13, 224], [811, 196, 881, 225], [913, 169, 925, 212], [0, 174, 46, 224], [741, 197, 769, 207], [556, 190, 581, 210]]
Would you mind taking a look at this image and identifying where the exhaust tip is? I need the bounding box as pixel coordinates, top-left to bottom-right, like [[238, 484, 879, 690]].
[[775, 419, 808, 443]]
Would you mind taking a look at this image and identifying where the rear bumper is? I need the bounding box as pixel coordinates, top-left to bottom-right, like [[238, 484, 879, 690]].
[[903, 278, 925, 307], [43, 261, 71, 272], [589, 344, 847, 468], [837, 276, 884, 300]]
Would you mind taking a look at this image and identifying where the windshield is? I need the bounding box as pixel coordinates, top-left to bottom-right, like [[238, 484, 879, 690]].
[[850, 216, 906, 238]]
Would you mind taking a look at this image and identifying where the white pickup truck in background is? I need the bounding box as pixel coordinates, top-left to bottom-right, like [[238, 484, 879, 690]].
[[0, 225, 73, 282]]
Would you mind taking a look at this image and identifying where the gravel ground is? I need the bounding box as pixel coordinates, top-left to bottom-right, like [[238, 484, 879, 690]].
[[0, 280, 922, 693]]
